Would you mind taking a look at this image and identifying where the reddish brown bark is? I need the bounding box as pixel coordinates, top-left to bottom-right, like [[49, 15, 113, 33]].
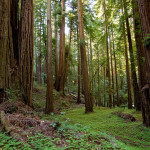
[[137, 0, 150, 127], [46, 0, 54, 113], [0, 0, 13, 103], [19, 0, 34, 106], [78, 0, 93, 113]]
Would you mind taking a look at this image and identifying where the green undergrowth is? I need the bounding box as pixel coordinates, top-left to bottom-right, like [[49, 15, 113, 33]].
[[0, 121, 136, 150], [56, 107, 150, 150]]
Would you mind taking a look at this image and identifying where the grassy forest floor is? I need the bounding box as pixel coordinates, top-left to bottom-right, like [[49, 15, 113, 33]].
[[0, 83, 150, 150]]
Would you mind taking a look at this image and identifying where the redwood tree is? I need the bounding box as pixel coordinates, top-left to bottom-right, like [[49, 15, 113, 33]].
[[137, 0, 150, 127], [0, 0, 13, 103], [78, 0, 93, 113], [19, 0, 34, 106], [46, 0, 54, 113]]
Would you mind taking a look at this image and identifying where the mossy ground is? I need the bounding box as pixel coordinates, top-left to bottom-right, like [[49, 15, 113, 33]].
[[61, 107, 150, 150]]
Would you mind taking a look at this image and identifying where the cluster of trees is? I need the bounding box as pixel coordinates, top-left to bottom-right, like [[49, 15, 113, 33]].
[[0, 0, 150, 127]]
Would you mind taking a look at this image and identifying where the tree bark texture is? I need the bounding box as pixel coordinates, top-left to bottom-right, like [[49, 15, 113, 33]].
[[137, 0, 150, 126], [78, 0, 93, 113], [46, 0, 54, 113], [19, 0, 34, 106], [0, 0, 14, 103]]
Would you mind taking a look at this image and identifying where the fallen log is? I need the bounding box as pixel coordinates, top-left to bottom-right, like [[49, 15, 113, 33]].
[[0, 111, 25, 142]]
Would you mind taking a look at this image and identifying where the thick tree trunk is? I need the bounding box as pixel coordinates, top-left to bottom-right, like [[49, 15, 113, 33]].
[[46, 0, 54, 114], [137, 0, 150, 127], [0, 0, 13, 103], [133, 0, 145, 111], [56, 0, 66, 92], [123, 0, 141, 110], [59, 20, 73, 94], [78, 0, 93, 113], [19, 0, 34, 106]]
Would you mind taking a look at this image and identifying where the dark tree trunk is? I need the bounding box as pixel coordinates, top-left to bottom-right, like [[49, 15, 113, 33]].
[[121, 0, 132, 109], [133, 0, 145, 111], [137, 0, 150, 127], [77, 28, 81, 104], [19, 0, 34, 106], [123, 0, 141, 110], [0, 0, 13, 103]]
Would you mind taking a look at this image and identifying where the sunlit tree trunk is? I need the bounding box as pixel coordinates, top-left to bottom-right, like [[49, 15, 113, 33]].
[[104, 0, 112, 108], [56, 0, 66, 92], [112, 27, 120, 106], [109, 33, 115, 107], [54, 0, 59, 89], [46, 0, 54, 113], [78, 0, 93, 113]]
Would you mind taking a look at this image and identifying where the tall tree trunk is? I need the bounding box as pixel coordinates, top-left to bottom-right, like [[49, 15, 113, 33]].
[[0, 0, 13, 103], [10, 0, 20, 89], [60, 21, 73, 92], [104, 0, 112, 108], [97, 50, 101, 107], [78, 0, 93, 113], [39, 14, 42, 84], [46, 0, 54, 113], [123, 0, 141, 110], [133, 0, 145, 111], [109, 33, 115, 107], [137, 0, 150, 127], [19, 0, 34, 106], [57, 0, 66, 92], [103, 66, 106, 107], [54, 0, 59, 89], [121, 0, 132, 109], [77, 28, 81, 104], [90, 36, 93, 92], [112, 28, 120, 106]]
